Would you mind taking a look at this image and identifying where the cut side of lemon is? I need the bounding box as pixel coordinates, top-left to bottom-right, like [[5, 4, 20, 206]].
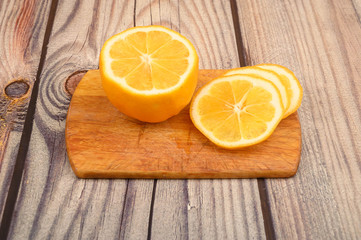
[[190, 75, 284, 149], [100, 25, 198, 122], [256, 64, 303, 118], [224, 66, 288, 115]]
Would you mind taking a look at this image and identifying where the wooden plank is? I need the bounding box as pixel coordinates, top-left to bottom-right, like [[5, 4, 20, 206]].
[[152, 179, 266, 239], [236, 0, 361, 238], [7, 1, 154, 239], [135, 0, 265, 239], [8, 1, 266, 239], [0, 0, 52, 222], [66, 69, 301, 178]]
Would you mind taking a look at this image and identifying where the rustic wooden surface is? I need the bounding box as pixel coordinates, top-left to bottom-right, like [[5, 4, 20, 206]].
[[3, 0, 266, 239], [66, 69, 301, 178], [0, 0, 52, 224], [0, 0, 360, 239], [235, 0, 361, 239]]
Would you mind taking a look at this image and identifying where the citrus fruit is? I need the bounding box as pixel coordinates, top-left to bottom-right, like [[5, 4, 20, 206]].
[[256, 64, 303, 118], [190, 74, 284, 149], [99, 25, 198, 122], [224, 66, 288, 116]]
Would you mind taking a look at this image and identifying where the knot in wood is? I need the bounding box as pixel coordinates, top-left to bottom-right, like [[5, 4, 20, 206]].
[[65, 70, 88, 96], [5, 80, 29, 98]]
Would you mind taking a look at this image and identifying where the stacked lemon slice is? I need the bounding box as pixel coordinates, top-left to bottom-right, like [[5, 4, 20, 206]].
[[190, 64, 303, 149]]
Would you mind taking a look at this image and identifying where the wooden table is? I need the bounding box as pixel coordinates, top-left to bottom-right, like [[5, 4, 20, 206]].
[[0, 0, 360, 239]]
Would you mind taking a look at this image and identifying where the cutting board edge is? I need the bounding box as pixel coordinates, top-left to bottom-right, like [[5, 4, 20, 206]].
[[65, 127, 301, 179], [68, 167, 299, 179]]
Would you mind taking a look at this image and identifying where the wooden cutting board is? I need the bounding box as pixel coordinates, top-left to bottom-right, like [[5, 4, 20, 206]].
[[65, 70, 301, 178]]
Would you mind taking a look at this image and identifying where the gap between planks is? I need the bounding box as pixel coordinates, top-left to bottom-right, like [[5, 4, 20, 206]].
[[145, 0, 277, 239], [0, 0, 60, 239], [230, 0, 276, 239]]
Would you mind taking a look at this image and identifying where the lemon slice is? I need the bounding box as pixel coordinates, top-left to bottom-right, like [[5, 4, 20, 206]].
[[256, 64, 303, 118], [190, 75, 283, 149], [224, 66, 288, 114], [100, 25, 198, 122]]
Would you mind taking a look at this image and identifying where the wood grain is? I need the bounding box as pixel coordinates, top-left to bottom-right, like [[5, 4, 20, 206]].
[[8, 0, 267, 239], [137, 1, 265, 239], [236, 0, 361, 238], [0, 0, 52, 222], [7, 1, 148, 239], [2, 0, 361, 238], [66, 69, 301, 178]]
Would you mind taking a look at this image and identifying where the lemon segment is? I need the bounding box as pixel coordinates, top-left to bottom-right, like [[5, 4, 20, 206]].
[[224, 66, 288, 115], [256, 64, 303, 118], [190, 75, 284, 149]]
